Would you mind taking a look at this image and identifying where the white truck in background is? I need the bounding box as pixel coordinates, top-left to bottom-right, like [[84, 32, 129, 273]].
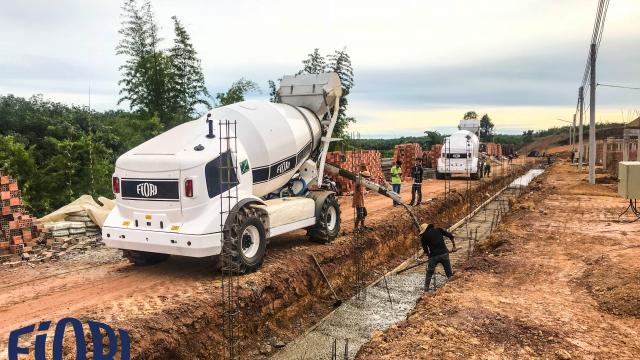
[[103, 73, 346, 272], [436, 119, 485, 180]]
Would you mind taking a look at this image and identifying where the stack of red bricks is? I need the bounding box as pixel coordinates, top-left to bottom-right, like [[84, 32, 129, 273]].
[[393, 143, 423, 181], [501, 144, 516, 156], [0, 170, 42, 261], [483, 143, 503, 157], [326, 150, 385, 194], [423, 144, 442, 169]]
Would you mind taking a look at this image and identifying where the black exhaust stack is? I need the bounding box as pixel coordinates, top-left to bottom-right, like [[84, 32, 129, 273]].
[[206, 113, 215, 139]]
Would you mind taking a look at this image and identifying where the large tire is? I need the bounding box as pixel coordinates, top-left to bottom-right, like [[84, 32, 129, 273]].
[[227, 216, 267, 274], [470, 169, 481, 180], [435, 171, 445, 180], [308, 194, 341, 244], [123, 250, 170, 266]]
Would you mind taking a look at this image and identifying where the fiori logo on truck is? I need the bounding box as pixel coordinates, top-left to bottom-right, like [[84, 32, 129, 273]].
[[136, 182, 158, 197], [276, 160, 291, 175], [8, 317, 130, 360]]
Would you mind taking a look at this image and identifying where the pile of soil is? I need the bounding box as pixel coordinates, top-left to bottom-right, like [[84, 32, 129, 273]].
[[356, 161, 640, 359], [580, 254, 640, 317]]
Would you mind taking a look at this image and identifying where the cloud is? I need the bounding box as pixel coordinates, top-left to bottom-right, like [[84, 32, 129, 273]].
[[0, 0, 638, 137], [351, 36, 640, 109]]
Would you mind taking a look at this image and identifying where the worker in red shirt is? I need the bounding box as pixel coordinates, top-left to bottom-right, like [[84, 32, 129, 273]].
[[353, 166, 371, 231]]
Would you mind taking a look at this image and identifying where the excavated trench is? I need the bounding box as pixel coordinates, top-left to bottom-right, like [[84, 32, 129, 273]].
[[122, 166, 534, 359], [272, 168, 545, 359]]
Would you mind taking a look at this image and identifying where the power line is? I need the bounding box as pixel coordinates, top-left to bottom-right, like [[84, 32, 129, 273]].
[[581, 0, 610, 88], [597, 83, 640, 91], [595, 0, 610, 52]]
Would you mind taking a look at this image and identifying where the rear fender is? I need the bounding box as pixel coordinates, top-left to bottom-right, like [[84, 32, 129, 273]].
[[224, 196, 269, 235]]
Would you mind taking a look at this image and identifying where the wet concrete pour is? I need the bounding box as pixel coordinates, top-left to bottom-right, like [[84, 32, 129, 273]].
[[272, 169, 545, 360]]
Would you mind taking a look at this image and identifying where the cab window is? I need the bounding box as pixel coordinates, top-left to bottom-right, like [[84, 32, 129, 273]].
[[205, 151, 238, 198]]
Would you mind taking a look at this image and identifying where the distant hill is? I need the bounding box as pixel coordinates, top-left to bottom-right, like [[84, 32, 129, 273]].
[[351, 123, 627, 157], [520, 124, 626, 154]]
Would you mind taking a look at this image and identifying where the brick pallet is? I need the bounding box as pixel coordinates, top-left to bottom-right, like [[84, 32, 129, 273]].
[[393, 143, 423, 181], [501, 144, 516, 156], [482, 142, 503, 157], [0, 170, 41, 258], [326, 150, 385, 195], [424, 144, 443, 169]]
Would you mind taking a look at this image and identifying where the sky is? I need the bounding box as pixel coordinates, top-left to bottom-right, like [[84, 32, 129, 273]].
[[1, 0, 639, 137]]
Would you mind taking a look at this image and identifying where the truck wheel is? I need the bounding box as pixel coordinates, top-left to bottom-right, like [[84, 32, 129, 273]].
[[435, 171, 444, 180], [228, 216, 267, 273], [123, 250, 170, 266], [308, 194, 341, 243], [470, 170, 480, 180]]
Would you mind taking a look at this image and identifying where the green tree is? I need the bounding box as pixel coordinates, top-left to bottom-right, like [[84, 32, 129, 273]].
[[463, 111, 478, 120], [117, 0, 151, 114], [0, 94, 159, 215], [215, 78, 260, 107], [268, 79, 280, 103], [299, 48, 326, 75], [0, 135, 37, 208], [423, 130, 444, 149], [105, 111, 164, 152], [167, 16, 210, 125], [522, 129, 534, 143], [117, 0, 171, 126], [479, 114, 494, 142], [326, 48, 355, 139]]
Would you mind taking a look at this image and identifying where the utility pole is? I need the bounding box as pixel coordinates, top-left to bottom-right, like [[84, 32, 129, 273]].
[[588, 43, 596, 185], [570, 118, 573, 148], [578, 86, 584, 171], [572, 113, 576, 151]]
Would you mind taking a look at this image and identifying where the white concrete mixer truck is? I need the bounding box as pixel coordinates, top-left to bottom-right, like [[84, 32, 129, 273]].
[[435, 119, 485, 180], [102, 73, 348, 272]]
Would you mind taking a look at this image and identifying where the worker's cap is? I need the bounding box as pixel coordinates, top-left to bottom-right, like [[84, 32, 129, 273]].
[[419, 223, 434, 234], [360, 171, 372, 178]]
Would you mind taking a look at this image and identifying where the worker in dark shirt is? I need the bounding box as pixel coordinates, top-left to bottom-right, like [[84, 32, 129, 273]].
[[410, 157, 424, 206], [419, 223, 458, 291]]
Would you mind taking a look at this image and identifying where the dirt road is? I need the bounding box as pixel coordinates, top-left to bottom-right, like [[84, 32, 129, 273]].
[[0, 163, 523, 358], [357, 161, 640, 359]]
